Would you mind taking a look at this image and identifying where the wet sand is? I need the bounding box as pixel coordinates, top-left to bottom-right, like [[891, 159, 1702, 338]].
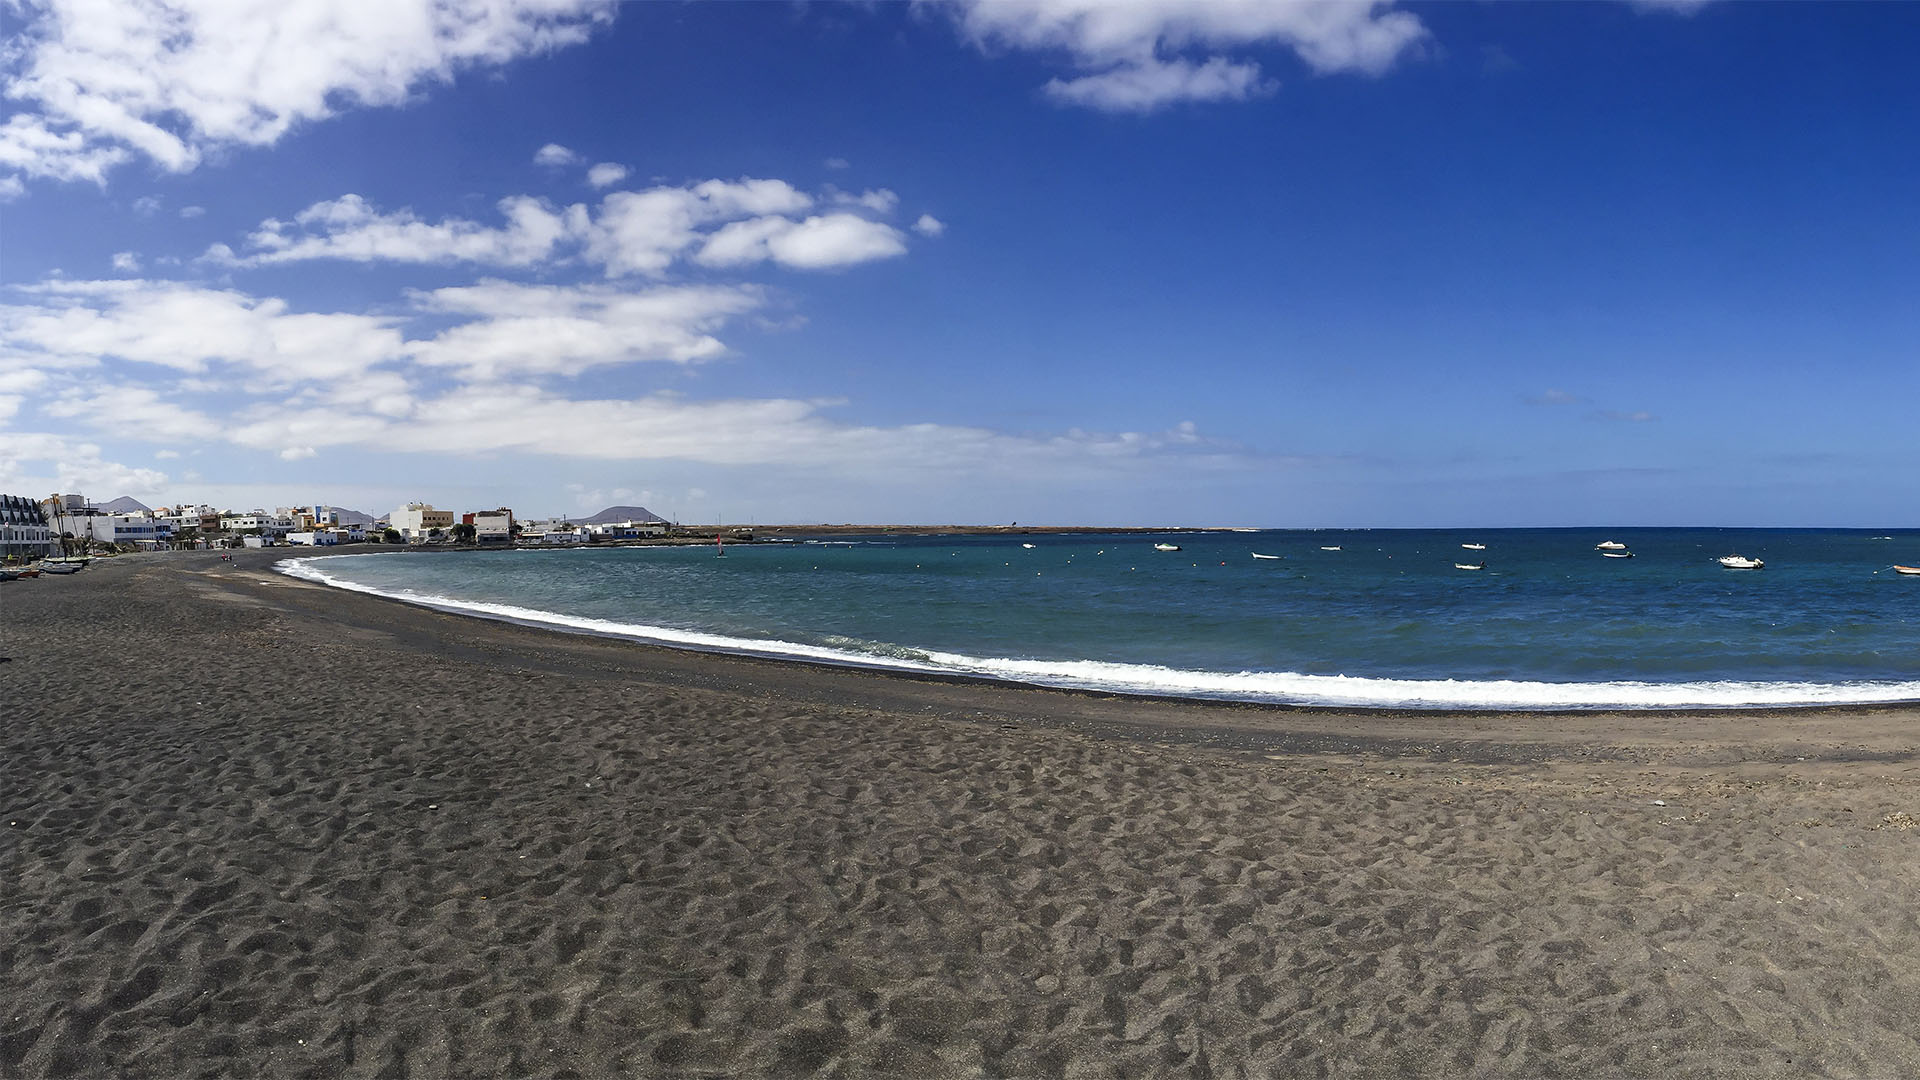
[[4, 549, 1919, 1078]]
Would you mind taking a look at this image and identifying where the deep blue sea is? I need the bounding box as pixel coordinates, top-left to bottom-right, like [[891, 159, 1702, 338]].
[[281, 529, 1920, 710]]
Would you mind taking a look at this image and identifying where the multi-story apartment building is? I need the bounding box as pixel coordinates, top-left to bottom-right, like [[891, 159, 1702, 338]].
[[391, 502, 455, 540], [1, 494, 55, 560], [468, 508, 514, 543]]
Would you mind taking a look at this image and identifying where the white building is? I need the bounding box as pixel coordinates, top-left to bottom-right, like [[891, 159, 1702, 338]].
[[589, 520, 668, 539], [2, 494, 55, 559], [220, 512, 293, 536], [286, 529, 351, 546], [470, 508, 514, 543], [391, 502, 455, 541], [83, 514, 172, 549]]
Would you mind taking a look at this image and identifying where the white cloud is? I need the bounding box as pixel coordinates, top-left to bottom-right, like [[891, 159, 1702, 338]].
[[586, 162, 629, 188], [1527, 389, 1579, 406], [534, 142, 581, 167], [0, 176, 24, 201], [132, 196, 163, 216], [824, 157, 850, 170], [210, 177, 916, 276], [583, 178, 815, 276], [766, 214, 908, 270], [1, 0, 615, 188], [220, 193, 585, 268], [279, 446, 318, 461], [945, 0, 1426, 112], [695, 213, 908, 270], [111, 252, 142, 273], [833, 188, 899, 214], [912, 214, 946, 237], [1, 279, 407, 387], [407, 280, 763, 378], [179, 205, 205, 219], [155, 449, 181, 459], [1044, 56, 1273, 112], [0, 431, 171, 496]]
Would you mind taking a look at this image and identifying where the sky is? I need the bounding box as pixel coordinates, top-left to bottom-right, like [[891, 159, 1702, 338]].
[[1, 0, 1915, 527]]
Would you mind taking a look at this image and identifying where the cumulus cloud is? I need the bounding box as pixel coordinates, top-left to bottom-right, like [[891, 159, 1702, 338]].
[[216, 194, 586, 268], [179, 205, 205, 219], [534, 142, 581, 167], [0, 431, 171, 496], [586, 162, 629, 188], [0, 275, 1240, 483], [210, 177, 918, 276], [944, 0, 1426, 112], [111, 252, 141, 273], [695, 213, 908, 270], [0, 0, 615, 188], [407, 280, 764, 378], [912, 214, 946, 237], [1, 279, 407, 388], [1045, 56, 1273, 112]]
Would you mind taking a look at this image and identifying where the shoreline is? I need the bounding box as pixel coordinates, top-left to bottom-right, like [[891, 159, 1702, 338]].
[[7, 553, 1920, 1077], [274, 543, 1920, 720]]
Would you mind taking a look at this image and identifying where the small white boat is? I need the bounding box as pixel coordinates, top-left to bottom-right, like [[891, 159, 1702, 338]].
[[1460, 543, 1486, 551], [1718, 554, 1764, 570], [1595, 541, 1628, 551], [1021, 543, 1036, 549], [1454, 562, 1485, 571], [37, 561, 82, 575], [1893, 565, 1920, 576], [1251, 552, 1283, 561], [1319, 545, 1341, 551], [1153, 543, 1181, 552], [1601, 551, 1634, 559]]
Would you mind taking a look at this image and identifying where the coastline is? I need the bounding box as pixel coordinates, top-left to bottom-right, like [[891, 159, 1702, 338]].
[[5, 552, 1920, 1076]]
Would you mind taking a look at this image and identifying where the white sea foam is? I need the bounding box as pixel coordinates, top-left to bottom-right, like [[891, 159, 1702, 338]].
[[278, 555, 1920, 711]]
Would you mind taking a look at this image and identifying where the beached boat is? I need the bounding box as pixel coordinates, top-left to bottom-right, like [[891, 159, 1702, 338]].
[[1601, 551, 1634, 559], [1718, 555, 1764, 570], [1251, 552, 1283, 560], [37, 561, 81, 575], [1893, 565, 1920, 576], [1595, 541, 1627, 550], [1461, 543, 1486, 551], [1454, 562, 1485, 571], [1153, 543, 1181, 552]]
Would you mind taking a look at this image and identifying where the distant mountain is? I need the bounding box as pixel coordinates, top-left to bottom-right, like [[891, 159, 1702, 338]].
[[101, 496, 151, 513], [332, 508, 377, 526], [580, 505, 667, 525]]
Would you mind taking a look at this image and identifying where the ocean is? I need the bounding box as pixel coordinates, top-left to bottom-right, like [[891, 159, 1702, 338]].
[[280, 528, 1920, 710]]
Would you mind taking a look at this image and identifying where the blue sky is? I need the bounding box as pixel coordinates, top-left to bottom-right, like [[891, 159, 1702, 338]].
[[1, 0, 1914, 526]]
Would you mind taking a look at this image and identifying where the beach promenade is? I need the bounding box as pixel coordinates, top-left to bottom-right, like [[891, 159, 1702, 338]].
[[4, 551, 1919, 1077]]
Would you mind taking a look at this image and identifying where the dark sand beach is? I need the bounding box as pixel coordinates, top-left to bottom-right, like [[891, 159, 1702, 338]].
[[4, 549, 1919, 1078]]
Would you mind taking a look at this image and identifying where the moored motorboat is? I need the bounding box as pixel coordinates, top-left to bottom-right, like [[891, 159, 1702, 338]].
[[1595, 541, 1627, 550], [1251, 552, 1282, 560], [1153, 543, 1181, 552], [1454, 562, 1485, 571], [1461, 543, 1486, 551], [1319, 546, 1341, 551], [1718, 554, 1764, 570], [1021, 543, 1036, 549], [1601, 551, 1634, 559], [1893, 565, 1920, 576]]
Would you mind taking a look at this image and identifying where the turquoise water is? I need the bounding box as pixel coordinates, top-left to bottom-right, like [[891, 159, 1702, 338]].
[[281, 529, 1920, 709]]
